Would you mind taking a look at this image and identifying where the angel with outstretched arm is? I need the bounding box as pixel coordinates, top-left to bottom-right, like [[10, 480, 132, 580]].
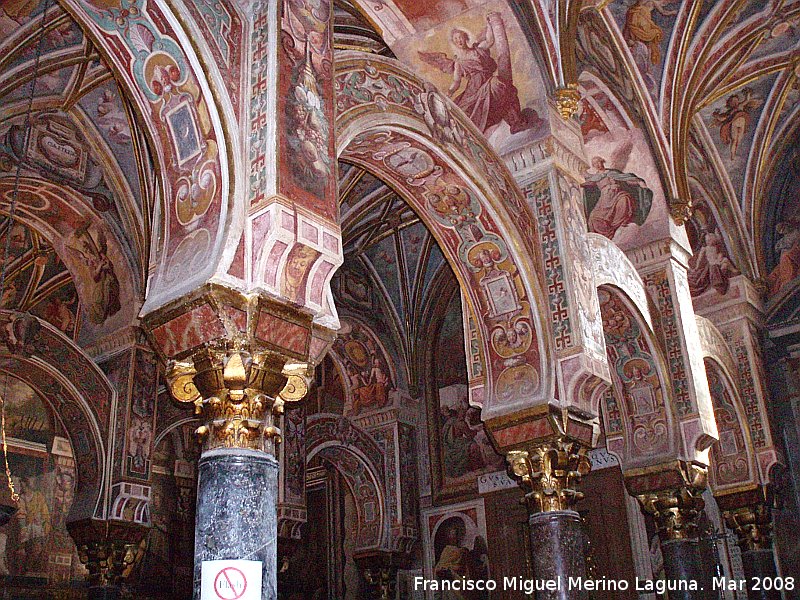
[[417, 13, 525, 133]]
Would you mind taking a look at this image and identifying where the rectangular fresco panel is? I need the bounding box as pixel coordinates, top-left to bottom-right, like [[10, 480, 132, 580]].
[[277, 0, 338, 222], [421, 499, 490, 600]]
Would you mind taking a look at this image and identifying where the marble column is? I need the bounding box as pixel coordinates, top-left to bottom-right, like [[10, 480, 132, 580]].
[[507, 440, 592, 600], [723, 503, 780, 600], [173, 348, 289, 600], [636, 468, 709, 600]]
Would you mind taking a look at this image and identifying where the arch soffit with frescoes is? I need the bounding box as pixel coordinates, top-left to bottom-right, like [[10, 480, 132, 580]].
[[702, 357, 759, 494], [597, 284, 680, 469], [335, 52, 553, 423]]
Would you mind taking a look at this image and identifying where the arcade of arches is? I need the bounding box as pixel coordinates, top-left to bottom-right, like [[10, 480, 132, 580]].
[[0, 0, 798, 599]]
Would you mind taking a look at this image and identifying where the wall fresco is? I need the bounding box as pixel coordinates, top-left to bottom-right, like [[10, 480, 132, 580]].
[[0, 381, 85, 583], [577, 77, 672, 250], [421, 499, 489, 600]]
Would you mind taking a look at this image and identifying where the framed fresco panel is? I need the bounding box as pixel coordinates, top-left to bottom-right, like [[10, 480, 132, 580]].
[[426, 286, 505, 501], [421, 499, 490, 600]]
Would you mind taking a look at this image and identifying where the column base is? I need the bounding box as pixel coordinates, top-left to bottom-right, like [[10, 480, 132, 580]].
[[528, 510, 587, 600], [194, 449, 279, 600]]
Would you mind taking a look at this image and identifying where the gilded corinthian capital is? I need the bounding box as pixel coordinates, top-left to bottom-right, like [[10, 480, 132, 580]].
[[633, 463, 708, 540], [165, 348, 312, 455], [506, 439, 592, 513]]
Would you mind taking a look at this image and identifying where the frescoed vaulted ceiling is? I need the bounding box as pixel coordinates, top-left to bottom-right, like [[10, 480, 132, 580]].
[[335, 161, 449, 390], [576, 1, 800, 284], [0, 0, 152, 341], [0, 216, 80, 339]]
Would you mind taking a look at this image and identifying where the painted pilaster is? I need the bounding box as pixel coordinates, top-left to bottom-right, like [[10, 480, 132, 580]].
[[503, 100, 611, 418], [628, 239, 719, 464], [96, 331, 159, 534]]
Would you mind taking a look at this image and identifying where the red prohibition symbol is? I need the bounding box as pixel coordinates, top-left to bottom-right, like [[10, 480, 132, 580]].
[[213, 566, 248, 600]]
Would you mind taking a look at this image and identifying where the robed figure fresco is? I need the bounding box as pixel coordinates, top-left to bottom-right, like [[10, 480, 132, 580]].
[[768, 221, 800, 294], [582, 156, 653, 239], [583, 156, 653, 239], [418, 12, 540, 135], [688, 229, 738, 296], [433, 517, 490, 600]]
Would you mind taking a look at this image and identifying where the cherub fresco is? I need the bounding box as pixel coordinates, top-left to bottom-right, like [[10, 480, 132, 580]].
[[418, 12, 542, 135], [96, 89, 131, 146], [711, 87, 762, 161], [582, 156, 653, 240]]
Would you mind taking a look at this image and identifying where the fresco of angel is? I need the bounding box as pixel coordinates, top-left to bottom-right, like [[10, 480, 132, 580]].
[[582, 155, 653, 240], [418, 12, 540, 135], [66, 225, 121, 324], [623, 0, 678, 66], [711, 87, 762, 160]]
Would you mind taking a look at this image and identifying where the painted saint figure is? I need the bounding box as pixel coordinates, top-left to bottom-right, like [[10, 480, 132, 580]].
[[711, 87, 762, 160], [767, 221, 800, 295], [582, 156, 653, 240], [418, 12, 540, 135], [688, 229, 739, 296], [623, 0, 677, 65], [14, 475, 52, 574]]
